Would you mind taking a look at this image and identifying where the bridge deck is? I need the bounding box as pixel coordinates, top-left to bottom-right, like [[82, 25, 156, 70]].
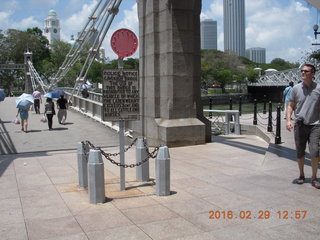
[[0, 97, 123, 155]]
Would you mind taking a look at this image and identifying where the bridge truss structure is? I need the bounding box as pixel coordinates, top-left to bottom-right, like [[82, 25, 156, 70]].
[[248, 68, 320, 87], [26, 0, 123, 96]]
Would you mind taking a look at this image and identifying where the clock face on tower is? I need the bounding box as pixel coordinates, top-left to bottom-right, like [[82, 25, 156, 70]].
[[53, 28, 57, 33]]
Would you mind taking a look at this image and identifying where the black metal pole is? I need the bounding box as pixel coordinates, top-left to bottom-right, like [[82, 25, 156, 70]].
[[263, 95, 267, 114], [209, 97, 212, 119], [275, 104, 282, 144], [267, 101, 273, 132], [239, 95, 242, 116], [253, 99, 257, 125], [229, 97, 233, 121]]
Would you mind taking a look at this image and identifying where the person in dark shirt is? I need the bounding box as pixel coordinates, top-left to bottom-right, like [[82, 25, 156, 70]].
[[44, 98, 55, 130], [57, 95, 68, 124]]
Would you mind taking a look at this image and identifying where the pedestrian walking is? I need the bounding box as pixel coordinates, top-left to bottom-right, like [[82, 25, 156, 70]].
[[32, 89, 42, 114], [16, 106, 30, 132], [57, 95, 68, 124], [44, 98, 55, 130], [286, 63, 320, 189], [283, 81, 293, 119]]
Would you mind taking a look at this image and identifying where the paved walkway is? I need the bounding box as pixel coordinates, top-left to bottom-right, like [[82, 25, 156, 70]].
[[1, 97, 320, 239]]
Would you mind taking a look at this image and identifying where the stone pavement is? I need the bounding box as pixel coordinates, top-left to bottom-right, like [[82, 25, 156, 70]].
[[1, 97, 320, 240]]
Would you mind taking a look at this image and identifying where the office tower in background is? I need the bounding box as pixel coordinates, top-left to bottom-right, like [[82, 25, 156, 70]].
[[201, 19, 217, 50], [246, 47, 266, 64], [223, 0, 246, 56]]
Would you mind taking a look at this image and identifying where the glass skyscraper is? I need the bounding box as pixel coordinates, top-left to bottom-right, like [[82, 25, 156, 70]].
[[201, 19, 217, 50], [223, 0, 246, 56]]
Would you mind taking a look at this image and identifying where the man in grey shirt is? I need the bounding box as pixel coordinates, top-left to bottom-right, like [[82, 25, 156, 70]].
[[286, 63, 320, 189]]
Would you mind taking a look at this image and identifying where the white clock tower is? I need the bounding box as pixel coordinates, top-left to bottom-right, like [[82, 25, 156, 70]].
[[43, 9, 61, 45]]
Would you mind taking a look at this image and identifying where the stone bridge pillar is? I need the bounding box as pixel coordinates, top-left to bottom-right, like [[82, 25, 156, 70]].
[[133, 0, 211, 147]]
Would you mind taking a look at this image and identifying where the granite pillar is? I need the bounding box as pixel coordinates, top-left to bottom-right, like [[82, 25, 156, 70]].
[[133, 0, 211, 147]]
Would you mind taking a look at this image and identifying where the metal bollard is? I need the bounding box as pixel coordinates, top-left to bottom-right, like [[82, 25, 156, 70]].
[[229, 98, 233, 121], [263, 95, 267, 114], [253, 99, 257, 125], [267, 101, 273, 132], [77, 142, 89, 188], [136, 136, 149, 182], [156, 146, 170, 196], [88, 149, 105, 204], [239, 95, 242, 116], [275, 104, 282, 144], [209, 97, 213, 119]]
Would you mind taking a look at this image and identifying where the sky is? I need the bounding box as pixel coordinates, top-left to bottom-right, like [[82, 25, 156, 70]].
[[0, 0, 319, 63]]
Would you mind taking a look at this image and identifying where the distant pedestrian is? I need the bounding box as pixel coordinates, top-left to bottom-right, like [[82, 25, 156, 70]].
[[16, 106, 30, 132], [44, 98, 55, 130], [32, 89, 42, 114], [283, 81, 294, 119], [286, 63, 320, 189], [57, 95, 68, 124], [81, 88, 89, 98]]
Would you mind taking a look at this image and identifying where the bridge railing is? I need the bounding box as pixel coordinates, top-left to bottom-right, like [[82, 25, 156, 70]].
[[62, 87, 122, 133]]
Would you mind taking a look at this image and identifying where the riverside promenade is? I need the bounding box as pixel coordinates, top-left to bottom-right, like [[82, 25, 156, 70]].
[[1, 97, 320, 240]]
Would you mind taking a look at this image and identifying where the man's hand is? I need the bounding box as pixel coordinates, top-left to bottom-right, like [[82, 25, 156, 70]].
[[286, 120, 294, 131]]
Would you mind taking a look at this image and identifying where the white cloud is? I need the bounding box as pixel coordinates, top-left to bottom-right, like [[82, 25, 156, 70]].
[[61, 0, 97, 41], [201, 0, 223, 20], [0, 10, 40, 31], [246, 1, 313, 62], [28, 0, 59, 8], [201, 0, 316, 63]]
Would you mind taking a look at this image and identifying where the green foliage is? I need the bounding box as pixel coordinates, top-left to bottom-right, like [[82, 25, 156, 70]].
[[201, 50, 247, 91], [200, 50, 299, 90]]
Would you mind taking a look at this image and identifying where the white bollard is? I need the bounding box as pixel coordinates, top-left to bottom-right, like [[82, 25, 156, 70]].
[[88, 149, 105, 204], [156, 146, 170, 196], [77, 142, 89, 188], [136, 137, 149, 182]]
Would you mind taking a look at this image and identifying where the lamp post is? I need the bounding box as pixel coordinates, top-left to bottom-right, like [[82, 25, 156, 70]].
[[313, 24, 320, 39]]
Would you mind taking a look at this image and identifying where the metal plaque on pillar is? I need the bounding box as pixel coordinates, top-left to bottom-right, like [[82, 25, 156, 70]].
[[102, 69, 139, 121]]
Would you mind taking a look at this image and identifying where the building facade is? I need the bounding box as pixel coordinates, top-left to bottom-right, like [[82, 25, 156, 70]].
[[43, 9, 61, 45], [246, 47, 266, 63], [201, 19, 217, 50], [223, 0, 246, 56]]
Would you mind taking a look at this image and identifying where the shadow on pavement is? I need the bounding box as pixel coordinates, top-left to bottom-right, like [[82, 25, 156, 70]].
[[26, 130, 42, 133], [214, 135, 267, 155], [0, 119, 17, 155], [62, 122, 73, 125]]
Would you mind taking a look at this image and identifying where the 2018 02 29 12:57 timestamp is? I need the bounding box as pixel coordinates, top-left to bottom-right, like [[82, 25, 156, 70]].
[[208, 210, 307, 220]]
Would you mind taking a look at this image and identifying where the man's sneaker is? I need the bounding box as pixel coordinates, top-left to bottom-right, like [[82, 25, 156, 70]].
[[311, 179, 320, 189], [296, 176, 305, 184]]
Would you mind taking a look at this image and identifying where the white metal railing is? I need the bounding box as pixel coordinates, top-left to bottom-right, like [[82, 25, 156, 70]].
[[63, 87, 240, 136], [63, 90, 121, 133], [203, 109, 240, 135]]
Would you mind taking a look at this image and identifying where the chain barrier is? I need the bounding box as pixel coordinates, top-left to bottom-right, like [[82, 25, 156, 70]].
[[257, 112, 269, 120], [81, 138, 160, 168], [257, 118, 269, 126], [239, 115, 253, 120]]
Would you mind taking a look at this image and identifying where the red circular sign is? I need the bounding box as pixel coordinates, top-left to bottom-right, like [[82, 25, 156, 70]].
[[110, 28, 138, 59]]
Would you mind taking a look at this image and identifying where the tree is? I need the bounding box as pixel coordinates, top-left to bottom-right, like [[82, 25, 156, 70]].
[[201, 50, 247, 91], [213, 69, 233, 93]]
